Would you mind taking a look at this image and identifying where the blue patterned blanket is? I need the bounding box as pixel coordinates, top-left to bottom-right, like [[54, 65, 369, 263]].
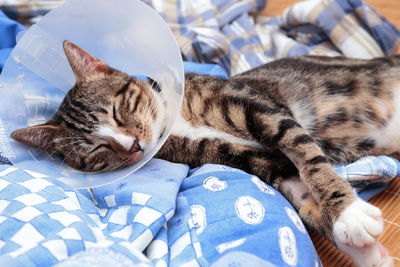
[[1, 0, 400, 266]]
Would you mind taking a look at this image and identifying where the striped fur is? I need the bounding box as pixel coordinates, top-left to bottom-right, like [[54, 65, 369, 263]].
[[11, 42, 400, 266]]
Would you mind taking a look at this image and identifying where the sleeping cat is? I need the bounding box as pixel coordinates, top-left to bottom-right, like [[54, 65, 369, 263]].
[[11, 41, 399, 267]]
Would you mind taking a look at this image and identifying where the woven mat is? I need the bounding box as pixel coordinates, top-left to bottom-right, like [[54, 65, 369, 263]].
[[311, 178, 400, 266]]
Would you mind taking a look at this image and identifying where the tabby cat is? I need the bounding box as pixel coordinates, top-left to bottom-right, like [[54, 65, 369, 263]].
[[12, 41, 399, 267]]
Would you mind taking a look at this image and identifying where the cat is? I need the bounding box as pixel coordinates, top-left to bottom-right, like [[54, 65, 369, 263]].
[[11, 41, 399, 267]]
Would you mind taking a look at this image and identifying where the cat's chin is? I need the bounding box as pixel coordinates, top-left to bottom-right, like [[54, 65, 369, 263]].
[[64, 151, 144, 173], [102, 154, 144, 173]]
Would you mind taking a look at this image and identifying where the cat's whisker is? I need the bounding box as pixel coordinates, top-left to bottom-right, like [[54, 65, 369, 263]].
[[57, 143, 86, 168], [44, 137, 82, 148], [50, 136, 82, 143], [29, 136, 82, 154], [42, 141, 85, 161], [142, 97, 155, 124], [45, 140, 85, 159]]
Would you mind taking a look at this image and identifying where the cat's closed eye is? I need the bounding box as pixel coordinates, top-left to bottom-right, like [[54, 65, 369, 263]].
[[90, 143, 114, 153], [112, 105, 124, 126]]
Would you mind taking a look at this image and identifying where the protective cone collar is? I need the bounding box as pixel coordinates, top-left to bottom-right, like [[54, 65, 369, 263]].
[[0, 0, 184, 188]]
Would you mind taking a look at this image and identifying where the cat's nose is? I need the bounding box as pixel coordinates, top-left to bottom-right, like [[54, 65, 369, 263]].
[[129, 139, 143, 154]]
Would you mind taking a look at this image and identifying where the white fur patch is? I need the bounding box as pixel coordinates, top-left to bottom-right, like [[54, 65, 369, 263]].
[[171, 115, 262, 148], [96, 126, 135, 151], [337, 241, 393, 267], [333, 199, 392, 267], [288, 100, 315, 132], [333, 199, 382, 247]]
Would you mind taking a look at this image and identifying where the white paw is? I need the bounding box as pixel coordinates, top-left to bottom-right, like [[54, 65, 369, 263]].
[[333, 199, 383, 248], [337, 241, 393, 267], [333, 199, 393, 267]]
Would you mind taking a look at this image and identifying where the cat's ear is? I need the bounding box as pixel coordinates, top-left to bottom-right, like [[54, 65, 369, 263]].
[[11, 121, 62, 151], [63, 41, 110, 82]]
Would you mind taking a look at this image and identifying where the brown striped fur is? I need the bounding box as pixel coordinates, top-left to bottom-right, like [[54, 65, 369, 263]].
[[12, 42, 400, 266]]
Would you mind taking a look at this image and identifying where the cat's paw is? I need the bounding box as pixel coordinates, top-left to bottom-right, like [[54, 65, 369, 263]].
[[333, 199, 383, 248], [333, 199, 393, 267], [336, 241, 393, 267]]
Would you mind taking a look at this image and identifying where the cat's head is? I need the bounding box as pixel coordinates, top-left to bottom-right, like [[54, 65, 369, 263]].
[[11, 41, 165, 172]]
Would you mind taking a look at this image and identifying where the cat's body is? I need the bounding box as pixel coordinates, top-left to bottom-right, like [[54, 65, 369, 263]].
[[12, 42, 398, 266], [161, 56, 400, 172]]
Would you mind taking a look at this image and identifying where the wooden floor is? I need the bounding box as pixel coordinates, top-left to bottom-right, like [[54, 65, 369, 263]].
[[261, 1, 400, 267], [261, 0, 400, 28], [311, 179, 400, 267]]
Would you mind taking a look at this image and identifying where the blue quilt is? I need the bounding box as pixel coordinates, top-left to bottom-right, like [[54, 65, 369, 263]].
[[1, 1, 400, 266], [0, 161, 322, 267]]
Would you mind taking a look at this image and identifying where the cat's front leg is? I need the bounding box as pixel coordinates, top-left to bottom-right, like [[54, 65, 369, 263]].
[[272, 118, 392, 266], [279, 176, 392, 267]]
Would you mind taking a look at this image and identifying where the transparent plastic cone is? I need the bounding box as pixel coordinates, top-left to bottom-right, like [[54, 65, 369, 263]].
[[0, 0, 184, 188]]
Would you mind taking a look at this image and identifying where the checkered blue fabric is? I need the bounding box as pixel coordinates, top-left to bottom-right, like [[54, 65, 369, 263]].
[[334, 156, 400, 200], [0, 161, 324, 266], [0, 159, 188, 266], [335, 156, 400, 185], [0, 167, 149, 266]]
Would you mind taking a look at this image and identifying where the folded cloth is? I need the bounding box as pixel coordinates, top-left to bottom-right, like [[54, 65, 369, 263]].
[[334, 156, 400, 200], [0, 159, 188, 266], [144, 0, 399, 75], [54, 248, 151, 267], [0, 10, 24, 71], [0, 161, 322, 267], [335, 156, 400, 186], [2, 0, 398, 75], [0, 10, 23, 165], [166, 164, 321, 266], [0, 0, 64, 26]]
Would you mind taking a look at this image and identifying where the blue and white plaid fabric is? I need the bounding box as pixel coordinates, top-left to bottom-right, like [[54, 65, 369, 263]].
[[1, 0, 398, 74], [0, 159, 187, 266], [334, 156, 400, 200], [0, 161, 323, 267], [143, 0, 400, 75]]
